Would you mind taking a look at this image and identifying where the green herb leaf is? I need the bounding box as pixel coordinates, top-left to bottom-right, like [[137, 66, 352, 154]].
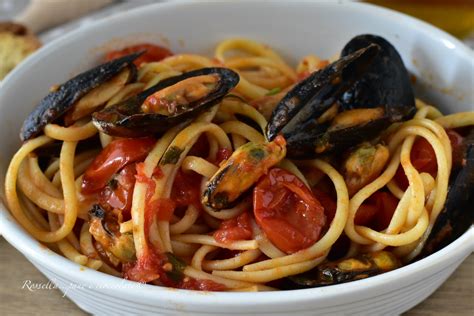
[[165, 252, 187, 282], [266, 87, 281, 96], [161, 146, 183, 165]]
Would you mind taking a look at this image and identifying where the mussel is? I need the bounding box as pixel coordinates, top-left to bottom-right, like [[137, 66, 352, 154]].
[[266, 35, 416, 159], [20, 52, 141, 141], [339, 34, 416, 121], [92, 67, 240, 138], [283, 251, 400, 289], [418, 131, 474, 258], [343, 142, 390, 196], [202, 135, 287, 210], [88, 204, 136, 263]]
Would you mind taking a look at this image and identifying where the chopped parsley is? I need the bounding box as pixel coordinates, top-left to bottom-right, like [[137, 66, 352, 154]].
[[266, 87, 281, 96]]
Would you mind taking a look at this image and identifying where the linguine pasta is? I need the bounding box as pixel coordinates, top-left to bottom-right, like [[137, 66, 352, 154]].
[[5, 38, 474, 291]]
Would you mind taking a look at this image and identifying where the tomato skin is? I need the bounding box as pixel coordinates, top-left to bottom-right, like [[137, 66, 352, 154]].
[[105, 43, 173, 66], [82, 138, 156, 194], [214, 212, 253, 244], [253, 168, 326, 254]]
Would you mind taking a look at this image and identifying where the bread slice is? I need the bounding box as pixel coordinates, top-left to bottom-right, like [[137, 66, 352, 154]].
[[0, 22, 41, 80]]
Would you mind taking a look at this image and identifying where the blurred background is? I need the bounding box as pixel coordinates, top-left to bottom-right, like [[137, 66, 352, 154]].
[[0, 0, 473, 79]]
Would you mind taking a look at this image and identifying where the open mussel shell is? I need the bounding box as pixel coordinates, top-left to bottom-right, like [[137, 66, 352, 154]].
[[88, 204, 136, 263], [266, 44, 380, 159], [92, 67, 240, 138], [340, 34, 416, 121], [281, 251, 400, 289], [418, 131, 474, 259], [20, 52, 141, 141]]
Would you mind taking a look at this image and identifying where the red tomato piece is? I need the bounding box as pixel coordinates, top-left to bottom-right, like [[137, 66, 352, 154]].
[[123, 249, 163, 283], [215, 148, 232, 165], [188, 135, 210, 158], [98, 164, 136, 218], [313, 187, 397, 230], [354, 204, 379, 226], [179, 278, 227, 291], [395, 129, 463, 189], [170, 170, 203, 209], [369, 191, 399, 231], [81, 137, 156, 194], [312, 187, 337, 224], [253, 168, 326, 254], [214, 212, 253, 244], [105, 43, 173, 66]]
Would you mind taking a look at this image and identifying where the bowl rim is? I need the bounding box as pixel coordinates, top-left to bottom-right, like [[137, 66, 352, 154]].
[[0, 0, 473, 307]]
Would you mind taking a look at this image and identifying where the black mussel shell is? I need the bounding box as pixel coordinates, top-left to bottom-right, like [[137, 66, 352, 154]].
[[20, 52, 141, 141], [92, 67, 239, 138], [280, 251, 400, 289], [339, 34, 416, 121], [266, 44, 380, 158]]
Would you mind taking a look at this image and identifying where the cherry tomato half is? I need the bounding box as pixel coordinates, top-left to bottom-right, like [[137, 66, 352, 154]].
[[98, 163, 136, 217], [395, 129, 463, 189], [253, 168, 326, 254], [81, 137, 156, 194], [105, 43, 173, 66]]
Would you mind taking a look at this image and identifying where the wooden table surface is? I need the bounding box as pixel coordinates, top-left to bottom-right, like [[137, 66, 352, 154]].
[[0, 237, 472, 315]]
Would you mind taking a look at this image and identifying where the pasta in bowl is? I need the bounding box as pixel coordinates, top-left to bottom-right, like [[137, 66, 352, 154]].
[[4, 35, 473, 292]]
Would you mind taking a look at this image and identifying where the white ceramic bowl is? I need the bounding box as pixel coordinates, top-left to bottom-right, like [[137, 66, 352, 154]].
[[1, 1, 473, 315]]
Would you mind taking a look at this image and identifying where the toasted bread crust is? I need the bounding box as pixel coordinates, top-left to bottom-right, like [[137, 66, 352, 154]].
[[0, 22, 41, 80]]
